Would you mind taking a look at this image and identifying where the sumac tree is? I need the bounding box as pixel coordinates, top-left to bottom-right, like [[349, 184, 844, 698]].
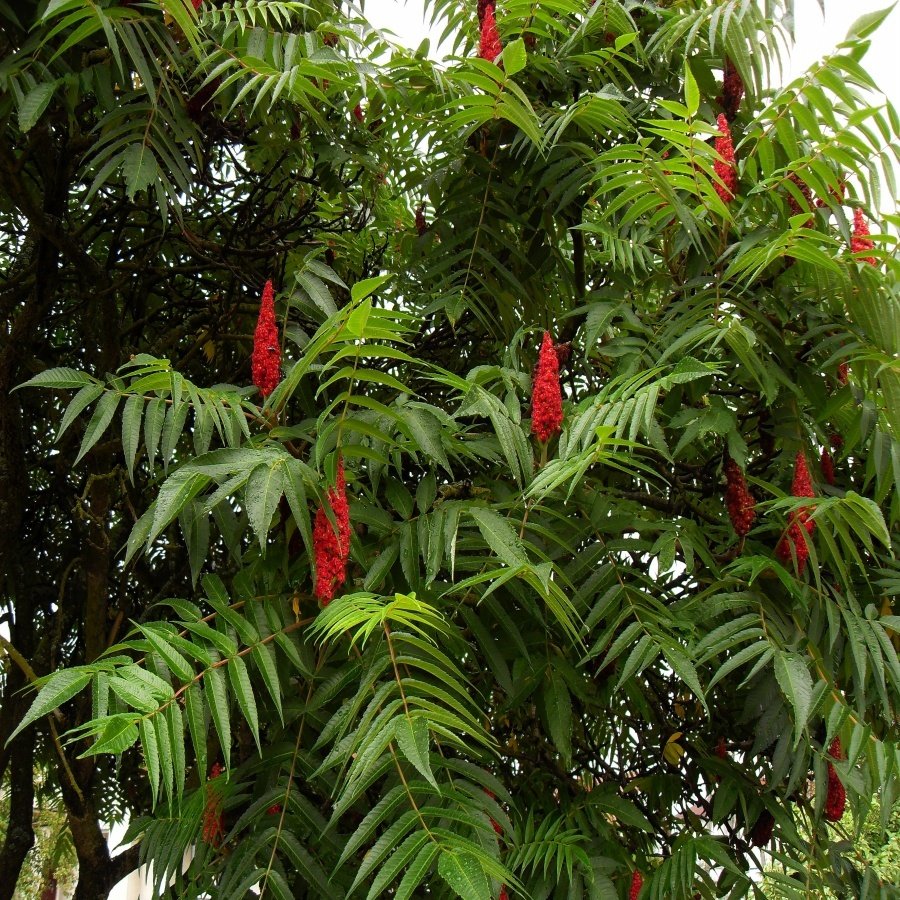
[[2, 1, 900, 898]]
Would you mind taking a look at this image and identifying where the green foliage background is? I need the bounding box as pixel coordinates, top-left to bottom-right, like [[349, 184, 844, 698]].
[[1, 0, 900, 898]]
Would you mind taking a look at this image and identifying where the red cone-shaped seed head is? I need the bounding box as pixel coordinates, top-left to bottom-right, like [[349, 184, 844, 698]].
[[192, 0, 202, 9], [776, 452, 816, 573], [313, 460, 352, 605], [792, 451, 814, 498], [724, 456, 756, 537], [837, 362, 849, 385], [415, 205, 427, 235], [531, 332, 564, 443], [786, 173, 814, 220], [498, 887, 509, 900], [776, 518, 810, 574], [252, 280, 281, 397], [477, 0, 494, 27], [479, 3, 502, 62], [749, 809, 774, 847], [713, 114, 738, 203], [720, 57, 744, 120], [629, 871, 643, 900], [715, 736, 728, 759], [851, 208, 876, 265], [202, 763, 226, 846], [824, 739, 846, 824]]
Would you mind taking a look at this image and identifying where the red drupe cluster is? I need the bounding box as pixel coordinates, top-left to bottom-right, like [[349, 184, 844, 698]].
[[749, 809, 774, 847], [531, 332, 564, 443], [629, 871, 644, 900], [719, 57, 744, 120], [251, 280, 281, 398], [851, 208, 876, 265], [724, 456, 756, 537], [775, 451, 815, 573], [479, 4, 502, 62], [202, 762, 226, 846], [713, 114, 738, 203], [313, 460, 352, 605], [824, 737, 847, 823]]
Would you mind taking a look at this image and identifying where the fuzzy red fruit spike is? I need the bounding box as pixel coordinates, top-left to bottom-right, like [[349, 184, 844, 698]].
[[821, 448, 835, 486], [792, 451, 814, 498], [724, 456, 756, 537], [749, 810, 774, 847], [715, 736, 728, 759], [824, 737, 846, 822], [629, 871, 644, 900], [313, 460, 352, 605], [792, 450, 816, 534], [776, 451, 816, 571], [186, 77, 220, 121], [477, 0, 493, 27], [713, 114, 738, 203], [837, 362, 849, 385], [252, 280, 281, 398], [498, 887, 509, 900], [786, 173, 814, 220], [531, 332, 564, 443], [266, 804, 282, 815], [479, 4, 502, 62], [851, 208, 876, 265], [776, 518, 810, 573], [829, 432, 844, 451], [191, 0, 202, 9], [353, 103, 364, 123], [415, 205, 427, 236], [720, 57, 744, 120], [202, 763, 226, 846]]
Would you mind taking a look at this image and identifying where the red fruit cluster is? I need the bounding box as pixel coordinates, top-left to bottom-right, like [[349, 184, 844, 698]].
[[786, 173, 814, 220], [415, 205, 427, 236], [477, 0, 493, 27], [252, 280, 281, 398], [824, 737, 846, 823], [531, 332, 564, 443], [749, 809, 774, 847], [498, 887, 509, 900], [816, 177, 846, 208], [186, 77, 221, 122], [713, 114, 738, 203], [191, 0, 202, 9], [483, 788, 503, 835], [202, 763, 226, 846], [629, 871, 643, 900], [776, 452, 815, 573], [715, 736, 728, 759], [479, 3, 502, 62], [851, 208, 876, 265], [837, 362, 849, 385], [353, 103, 364, 123], [719, 57, 744, 120], [313, 459, 351, 605], [266, 803, 282, 815], [724, 456, 756, 537]]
